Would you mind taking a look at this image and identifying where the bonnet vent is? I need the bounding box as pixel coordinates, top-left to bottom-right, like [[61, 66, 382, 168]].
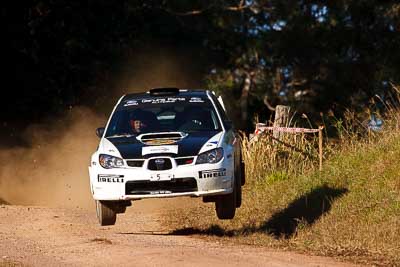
[[136, 132, 187, 145]]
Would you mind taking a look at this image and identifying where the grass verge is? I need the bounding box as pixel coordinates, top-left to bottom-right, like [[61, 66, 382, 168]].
[[163, 114, 400, 266]]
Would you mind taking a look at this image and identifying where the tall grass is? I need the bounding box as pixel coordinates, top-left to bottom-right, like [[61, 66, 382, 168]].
[[163, 87, 400, 266], [242, 129, 320, 183]]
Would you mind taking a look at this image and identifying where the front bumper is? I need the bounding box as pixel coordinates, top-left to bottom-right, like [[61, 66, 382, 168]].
[[89, 160, 234, 200], [106, 189, 231, 200]]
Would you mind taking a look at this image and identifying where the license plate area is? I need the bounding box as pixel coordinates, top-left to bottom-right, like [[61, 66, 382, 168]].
[[149, 173, 174, 181]]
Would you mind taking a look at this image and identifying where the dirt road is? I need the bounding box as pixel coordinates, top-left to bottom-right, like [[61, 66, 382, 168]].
[[0, 199, 357, 267]]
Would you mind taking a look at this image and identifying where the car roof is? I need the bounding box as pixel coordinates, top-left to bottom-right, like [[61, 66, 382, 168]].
[[121, 88, 210, 102]]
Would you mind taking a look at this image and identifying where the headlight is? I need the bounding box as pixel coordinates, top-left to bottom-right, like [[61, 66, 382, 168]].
[[99, 154, 124, 169], [196, 148, 224, 164]]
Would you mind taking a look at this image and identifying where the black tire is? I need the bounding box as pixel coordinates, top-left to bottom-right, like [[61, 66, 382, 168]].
[[95, 200, 117, 226], [234, 156, 243, 208], [236, 172, 242, 208], [215, 180, 237, 220], [240, 161, 246, 186]]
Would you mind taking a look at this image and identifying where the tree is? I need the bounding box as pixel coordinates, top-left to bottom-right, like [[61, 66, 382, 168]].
[[2, 0, 400, 130]]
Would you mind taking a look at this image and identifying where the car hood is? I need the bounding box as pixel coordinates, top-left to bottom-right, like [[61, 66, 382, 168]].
[[104, 131, 222, 159]]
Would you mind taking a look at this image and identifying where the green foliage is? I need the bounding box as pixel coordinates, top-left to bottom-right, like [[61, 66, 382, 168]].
[[266, 171, 289, 183], [204, 1, 400, 124], [3, 1, 400, 125]]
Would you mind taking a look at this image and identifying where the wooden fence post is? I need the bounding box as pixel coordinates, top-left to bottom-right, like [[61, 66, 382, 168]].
[[319, 126, 324, 171], [273, 105, 290, 140]]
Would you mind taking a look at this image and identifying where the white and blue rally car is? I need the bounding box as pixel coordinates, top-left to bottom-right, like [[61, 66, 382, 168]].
[[89, 88, 245, 225]]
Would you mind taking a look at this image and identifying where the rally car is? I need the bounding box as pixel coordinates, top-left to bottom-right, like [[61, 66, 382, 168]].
[[88, 88, 245, 226]]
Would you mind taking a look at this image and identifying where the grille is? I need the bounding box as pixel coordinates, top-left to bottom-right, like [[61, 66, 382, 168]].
[[175, 157, 194, 165], [126, 160, 144, 167], [148, 158, 172, 170], [125, 178, 197, 195]]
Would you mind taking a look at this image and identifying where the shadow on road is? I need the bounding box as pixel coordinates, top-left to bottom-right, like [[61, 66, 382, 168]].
[[117, 231, 172, 236], [170, 185, 348, 239], [171, 224, 235, 237]]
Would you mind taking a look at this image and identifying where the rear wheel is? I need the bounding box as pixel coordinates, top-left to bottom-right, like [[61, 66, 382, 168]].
[[236, 173, 242, 208], [240, 161, 246, 186], [235, 160, 243, 208], [95, 200, 117, 226], [215, 179, 237, 220]]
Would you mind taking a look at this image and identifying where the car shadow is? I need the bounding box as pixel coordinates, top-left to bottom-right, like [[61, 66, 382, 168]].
[[169, 185, 348, 239], [171, 224, 235, 237]]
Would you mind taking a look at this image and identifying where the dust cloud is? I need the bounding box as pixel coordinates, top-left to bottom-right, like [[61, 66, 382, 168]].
[[0, 107, 105, 209], [0, 47, 206, 210]]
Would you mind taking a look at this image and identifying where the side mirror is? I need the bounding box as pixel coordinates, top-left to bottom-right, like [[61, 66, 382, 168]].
[[96, 127, 105, 138]]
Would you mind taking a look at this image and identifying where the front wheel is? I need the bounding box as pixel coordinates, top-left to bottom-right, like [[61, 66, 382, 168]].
[[95, 200, 117, 226]]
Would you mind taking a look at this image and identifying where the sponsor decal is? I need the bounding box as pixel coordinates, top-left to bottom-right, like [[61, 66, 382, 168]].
[[199, 168, 226, 179], [144, 139, 177, 145], [124, 100, 138, 107], [189, 97, 204, 103], [98, 175, 124, 183], [150, 190, 172, 195], [141, 97, 186, 104], [205, 141, 218, 148], [142, 145, 178, 155]]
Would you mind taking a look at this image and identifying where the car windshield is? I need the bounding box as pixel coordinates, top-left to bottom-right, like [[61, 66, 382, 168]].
[[105, 96, 221, 137]]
